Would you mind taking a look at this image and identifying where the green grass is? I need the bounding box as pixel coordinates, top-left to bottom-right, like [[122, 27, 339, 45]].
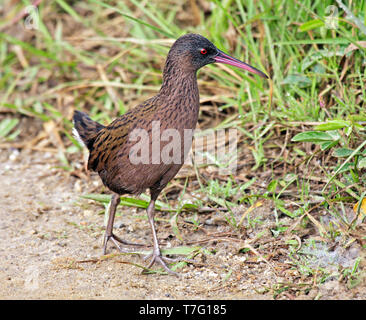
[[1, 0, 365, 296]]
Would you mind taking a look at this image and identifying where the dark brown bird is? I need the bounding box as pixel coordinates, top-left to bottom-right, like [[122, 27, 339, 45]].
[[73, 33, 268, 275]]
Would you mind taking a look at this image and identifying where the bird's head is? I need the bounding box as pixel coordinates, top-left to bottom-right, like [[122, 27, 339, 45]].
[[167, 33, 268, 78]]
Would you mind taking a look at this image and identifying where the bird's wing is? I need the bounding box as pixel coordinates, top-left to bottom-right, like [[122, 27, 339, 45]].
[[87, 98, 159, 172]]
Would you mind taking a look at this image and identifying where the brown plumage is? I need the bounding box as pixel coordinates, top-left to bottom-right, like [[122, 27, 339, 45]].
[[73, 33, 268, 275]]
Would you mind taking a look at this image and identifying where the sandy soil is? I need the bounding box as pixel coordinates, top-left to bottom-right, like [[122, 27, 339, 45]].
[[0, 148, 363, 300]]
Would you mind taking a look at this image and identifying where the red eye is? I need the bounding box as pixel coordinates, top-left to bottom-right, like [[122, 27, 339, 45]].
[[200, 48, 207, 55]]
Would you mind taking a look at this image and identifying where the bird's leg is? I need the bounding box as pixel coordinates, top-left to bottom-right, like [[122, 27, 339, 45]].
[[143, 192, 180, 276], [103, 193, 143, 254]]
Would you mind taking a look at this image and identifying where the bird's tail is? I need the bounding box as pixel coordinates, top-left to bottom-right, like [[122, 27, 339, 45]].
[[72, 110, 105, 150]]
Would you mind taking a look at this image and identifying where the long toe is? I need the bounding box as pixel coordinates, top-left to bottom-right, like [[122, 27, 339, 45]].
[[158, 256, 197, 264], [143, 253, 185, 277], [103, 233, 145, 255], [112, 233, 146, 247]]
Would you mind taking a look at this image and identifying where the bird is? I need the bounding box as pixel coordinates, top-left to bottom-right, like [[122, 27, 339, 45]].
[[73, 33, 268, 275]]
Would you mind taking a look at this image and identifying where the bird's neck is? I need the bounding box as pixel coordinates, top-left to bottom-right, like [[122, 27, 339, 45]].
[[158, 60, 199, 108]]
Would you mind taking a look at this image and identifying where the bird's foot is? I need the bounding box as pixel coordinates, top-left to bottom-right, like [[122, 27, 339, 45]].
[[103, 233, 144, 255], [143, 251, 196, 277], [143, 252, 179, 277]]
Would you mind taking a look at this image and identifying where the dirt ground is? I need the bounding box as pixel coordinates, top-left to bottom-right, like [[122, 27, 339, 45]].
[[0, 147, 364, 300]]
